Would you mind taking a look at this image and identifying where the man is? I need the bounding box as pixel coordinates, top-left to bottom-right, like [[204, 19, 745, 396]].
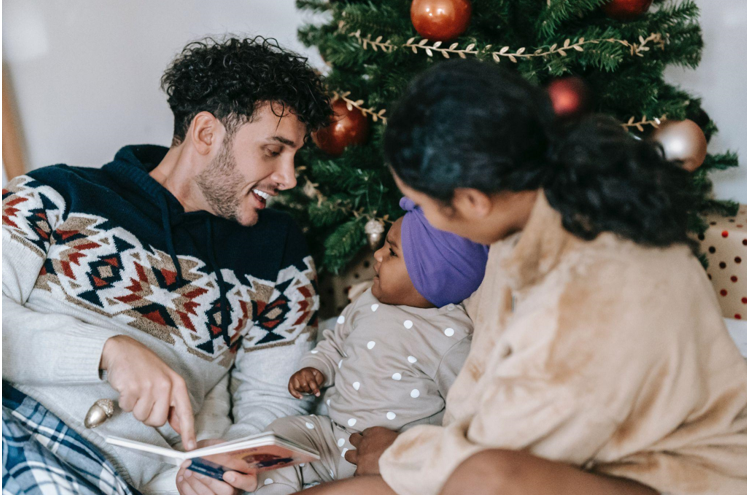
[[2, 37, 332, 495]]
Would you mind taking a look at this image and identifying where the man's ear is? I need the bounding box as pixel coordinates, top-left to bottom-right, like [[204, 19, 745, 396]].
[[451, 188, 492, 219], [188, 112, 224, 156]]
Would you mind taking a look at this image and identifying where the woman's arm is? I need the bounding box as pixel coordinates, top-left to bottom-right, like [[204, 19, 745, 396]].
[[295, 451, 657, 495], [440, 450, 658, 495]]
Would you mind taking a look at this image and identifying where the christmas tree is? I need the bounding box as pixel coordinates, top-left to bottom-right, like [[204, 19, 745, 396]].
[[278, 0, 739, 274]]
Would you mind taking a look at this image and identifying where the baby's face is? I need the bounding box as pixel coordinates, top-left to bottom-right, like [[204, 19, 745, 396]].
[[371, 218, 432, 308]]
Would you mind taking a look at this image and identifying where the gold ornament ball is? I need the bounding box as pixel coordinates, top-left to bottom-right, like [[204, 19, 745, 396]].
[[365, 218, 386, 250], [84, 399, 115, 428], [652, 119, 708, 172]]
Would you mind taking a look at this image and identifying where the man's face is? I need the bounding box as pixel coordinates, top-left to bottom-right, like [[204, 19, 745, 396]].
[[195, 102, 306, 227]]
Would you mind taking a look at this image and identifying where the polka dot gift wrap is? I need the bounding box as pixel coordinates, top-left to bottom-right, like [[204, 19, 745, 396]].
[[698, 205, 747, 320]]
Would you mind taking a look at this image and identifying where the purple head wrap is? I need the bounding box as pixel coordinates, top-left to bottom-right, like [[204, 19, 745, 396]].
[[399, 197, 489, 307]]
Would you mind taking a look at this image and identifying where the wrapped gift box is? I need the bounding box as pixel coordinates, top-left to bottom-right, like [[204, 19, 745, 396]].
[[699, 205, 747, 320], [318, 250, 376, 319]]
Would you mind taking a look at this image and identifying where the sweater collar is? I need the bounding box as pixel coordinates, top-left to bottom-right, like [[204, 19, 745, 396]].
[[500, 190, 580, 290], [103, 145, 188, 218]]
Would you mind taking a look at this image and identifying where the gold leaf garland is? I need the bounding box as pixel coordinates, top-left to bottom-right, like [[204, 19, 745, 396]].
[[622, 114, 667, 132], [347, 28, 665, 62], [331, 88, 665, 135], [333, 91, 387, 124], [301, 176, 391, 227]]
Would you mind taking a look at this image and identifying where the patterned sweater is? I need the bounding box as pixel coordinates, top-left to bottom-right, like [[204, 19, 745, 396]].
[[2, 145, 319, 488]]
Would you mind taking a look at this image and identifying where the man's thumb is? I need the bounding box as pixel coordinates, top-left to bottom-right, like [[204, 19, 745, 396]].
[[224, 471, 257, 492]]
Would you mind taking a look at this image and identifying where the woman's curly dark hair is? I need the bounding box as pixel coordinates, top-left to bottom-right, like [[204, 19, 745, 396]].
[[385, 60, 694, 247], [161, 36, 332, 145]]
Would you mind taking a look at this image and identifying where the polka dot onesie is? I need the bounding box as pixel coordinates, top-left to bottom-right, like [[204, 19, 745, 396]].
[[255, 289, 473, 493]]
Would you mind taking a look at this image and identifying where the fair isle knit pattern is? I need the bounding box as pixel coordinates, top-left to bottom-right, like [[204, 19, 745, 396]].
[[3, 175, 317, 367], [2, 145, 320, 488]]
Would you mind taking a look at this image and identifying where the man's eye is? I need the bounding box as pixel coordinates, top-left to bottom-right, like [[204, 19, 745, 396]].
[[389, 248, 396, 257]]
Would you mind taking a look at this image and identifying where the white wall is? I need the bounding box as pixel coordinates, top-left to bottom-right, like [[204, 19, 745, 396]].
[[2, 0, 323, 174], [3, 0, 746, 202]]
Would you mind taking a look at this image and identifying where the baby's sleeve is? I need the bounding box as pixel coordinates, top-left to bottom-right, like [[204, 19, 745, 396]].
[[297, 302, 356, 387], [434, 336, 472, 399]]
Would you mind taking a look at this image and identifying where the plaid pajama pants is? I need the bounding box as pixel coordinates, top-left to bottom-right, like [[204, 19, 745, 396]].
[[2, 382, 140, 495]]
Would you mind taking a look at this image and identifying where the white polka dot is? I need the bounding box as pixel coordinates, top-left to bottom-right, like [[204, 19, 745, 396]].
[[410, 389, 420, 398], [329, 469, 335, 478], [444, 328, 455, 337], [367, 341, 376, 350], [386, 412, 396, 420], [337, 438, 345, 447], [348, 418, 357, 427], [338, 359, 343, 369], [311, 349, 319, 354], [341, 448, 349, 458], [447, 304, 456, 311], [264, 479, 274, 485], [371, 304, 379, 312], [408, 356, 417, 364], [300, 463, 306, 467], [306, 422, 315, 429], [392, 373, 402, 381], [404, 320, 413, 329], [326, 399, 331, 406], [353, 381, 361, 390], [337, 315, 345, 324]]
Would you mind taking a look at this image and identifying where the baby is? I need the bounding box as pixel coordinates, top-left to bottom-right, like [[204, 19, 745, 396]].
[[254, 198, 489, 494]]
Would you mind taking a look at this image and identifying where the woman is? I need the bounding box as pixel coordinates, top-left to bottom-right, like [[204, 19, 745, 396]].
[[303, 60, 747, 495]]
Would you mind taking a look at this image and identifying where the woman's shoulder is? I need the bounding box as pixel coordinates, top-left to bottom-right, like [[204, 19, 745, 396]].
[[569, 234, 705, 296], [548, 236, 724, 347]]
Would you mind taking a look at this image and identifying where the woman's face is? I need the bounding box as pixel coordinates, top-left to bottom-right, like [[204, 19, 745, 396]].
[[393, 172, 537, 245]]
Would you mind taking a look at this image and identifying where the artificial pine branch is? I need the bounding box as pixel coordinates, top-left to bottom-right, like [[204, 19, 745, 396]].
[[292, 0, 740, 273]]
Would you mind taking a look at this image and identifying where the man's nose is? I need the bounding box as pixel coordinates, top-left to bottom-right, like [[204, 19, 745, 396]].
[[273, 158, 297, 191]]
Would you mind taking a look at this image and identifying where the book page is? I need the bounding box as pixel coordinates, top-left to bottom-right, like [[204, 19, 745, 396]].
[[105, 436, 187, 464]]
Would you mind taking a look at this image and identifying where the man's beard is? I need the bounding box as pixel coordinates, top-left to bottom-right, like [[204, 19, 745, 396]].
[[195, 139, 244, 223]]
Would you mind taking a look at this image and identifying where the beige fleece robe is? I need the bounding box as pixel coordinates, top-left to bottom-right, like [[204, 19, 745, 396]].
[[379, 192, 747, 495]]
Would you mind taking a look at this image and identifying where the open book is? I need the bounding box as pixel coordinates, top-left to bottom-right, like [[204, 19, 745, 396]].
[[106, 432, 320, 480]]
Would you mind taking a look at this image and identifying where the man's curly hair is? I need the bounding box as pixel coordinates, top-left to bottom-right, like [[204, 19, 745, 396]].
[[161, 36, 332, 145]]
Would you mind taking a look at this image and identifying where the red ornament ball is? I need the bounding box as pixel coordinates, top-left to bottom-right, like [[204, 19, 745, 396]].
[[546, 77, 592, 120], [313, 100, 370, 157], [602, 0, 653, 21], [411, 0, 472, 42]]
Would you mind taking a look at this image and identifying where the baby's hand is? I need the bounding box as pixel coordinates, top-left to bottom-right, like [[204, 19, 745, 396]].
[[288, 367, 325, 399]]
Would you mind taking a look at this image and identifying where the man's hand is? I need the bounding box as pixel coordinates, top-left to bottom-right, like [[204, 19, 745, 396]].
[[344, 427, 399, 476], [288, 367, 325, 399], [176, 440, 257, 495], [101, 335, 196, 450]]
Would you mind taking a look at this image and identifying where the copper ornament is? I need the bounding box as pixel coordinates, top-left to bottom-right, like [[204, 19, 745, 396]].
[[410, 0, 472, 42], [652, 119, 708, 172], [313, 100, 370, 157], [601, 0, 653, 21], [546, 77, 592, 120]]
